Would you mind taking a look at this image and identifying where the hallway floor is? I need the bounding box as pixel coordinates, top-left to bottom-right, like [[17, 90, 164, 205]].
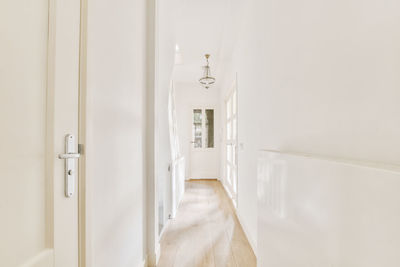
[[158, 180, 256, 267]]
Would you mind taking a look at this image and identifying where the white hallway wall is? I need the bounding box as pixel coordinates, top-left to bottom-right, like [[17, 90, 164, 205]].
[[257, 0, 400, 163], [85, 0, 148, 266], [219, 0, 400, 261]]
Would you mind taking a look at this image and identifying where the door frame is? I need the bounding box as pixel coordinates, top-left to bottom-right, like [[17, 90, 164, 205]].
[[224, 79, 238, 207], [46, 0, 85, 266], [78, 0, 88, 266]]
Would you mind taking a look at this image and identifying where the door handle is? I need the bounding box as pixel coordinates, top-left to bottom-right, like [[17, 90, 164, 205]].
[[58, 153, 80, 159], [58, 134, 80, 198]]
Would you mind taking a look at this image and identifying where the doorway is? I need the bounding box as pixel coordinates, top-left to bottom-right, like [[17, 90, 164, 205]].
[[189, 107, 219, 179]]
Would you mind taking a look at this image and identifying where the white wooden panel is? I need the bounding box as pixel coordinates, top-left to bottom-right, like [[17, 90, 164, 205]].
[[171, 157, 186, 217], [190, 149, 219, 179], [0, 0, 49, 266], [258, 151, 400, 267]]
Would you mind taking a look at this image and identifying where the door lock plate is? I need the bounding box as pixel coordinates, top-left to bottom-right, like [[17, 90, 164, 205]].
[[58, 134, 80, 197]]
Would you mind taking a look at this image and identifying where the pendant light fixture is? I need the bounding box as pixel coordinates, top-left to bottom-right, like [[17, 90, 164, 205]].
[[199, 54, 216, 89]]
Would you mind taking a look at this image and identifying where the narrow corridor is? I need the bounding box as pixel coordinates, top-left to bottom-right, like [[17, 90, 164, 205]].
[[158, 180, 256, 267]]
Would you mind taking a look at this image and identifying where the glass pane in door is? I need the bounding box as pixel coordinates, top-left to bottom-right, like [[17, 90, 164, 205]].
[[233, 91, 237, 114], [233, 118, 237, 139], [227, 122, 231, 140], [227, 144, 232, 162], [232, 169, 237, 193], [227, 99, 231, 119], [205, 109, 214, 148], [227, 165, 231, 185], [193, 109, 202, 148]]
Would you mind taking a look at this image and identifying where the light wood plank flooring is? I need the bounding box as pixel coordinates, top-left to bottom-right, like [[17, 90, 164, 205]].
[[158, 180, 256, 267]]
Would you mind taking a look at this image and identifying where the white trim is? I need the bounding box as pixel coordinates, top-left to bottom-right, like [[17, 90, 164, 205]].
[[223, 81, 238, 205], [260, 149, 400, 173], [144, 241, 160, 267], [78, 1, 89, 266], [220, 183, 257, 257], [155, 242, 161, 265], [235, 209, 257, 257], [222, 182, 233, 200], [222, 181, 237, 208], [159, 217, 171, 239], [146, 1, 157, 267], [189, 177, 219, 180], [140, 257, 147, 267]]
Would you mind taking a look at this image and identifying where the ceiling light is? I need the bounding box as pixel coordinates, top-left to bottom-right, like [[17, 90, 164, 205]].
[[199, 54, 216, 89]]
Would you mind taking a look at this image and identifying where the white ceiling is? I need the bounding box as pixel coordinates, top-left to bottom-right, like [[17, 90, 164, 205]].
[[169, 0, 232, 86]]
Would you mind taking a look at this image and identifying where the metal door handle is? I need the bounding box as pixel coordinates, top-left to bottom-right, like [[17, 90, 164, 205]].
[[58, 134, 79, 198], [58, 153, 80, 159]]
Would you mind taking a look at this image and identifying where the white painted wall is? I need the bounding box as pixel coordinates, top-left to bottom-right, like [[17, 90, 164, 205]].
[[257, 0, 400, 164], [85, 0, 147, 266], [218, 0, 400, 261], [175, 82, 221, 180]]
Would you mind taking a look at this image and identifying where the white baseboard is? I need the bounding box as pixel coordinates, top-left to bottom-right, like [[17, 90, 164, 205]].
[[155, 242, 161, 265], [140, 257, 147, 267], [220, 181, 257, 257], [159, 218, 171, 240], [235, 208, 257, 257], [221, 182, 234, 200], [145, 241, 160, 267], [188, 177, 219, 180]]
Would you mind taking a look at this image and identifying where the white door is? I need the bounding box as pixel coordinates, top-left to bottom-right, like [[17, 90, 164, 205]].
[[225, 89, 238, 206], [190, 108, 219, 179], [0, 1, 81, 267]]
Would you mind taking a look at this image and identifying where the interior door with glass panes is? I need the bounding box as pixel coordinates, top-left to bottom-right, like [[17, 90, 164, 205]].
[[225, 89, 238, 206], [189, 107, 219, 179]]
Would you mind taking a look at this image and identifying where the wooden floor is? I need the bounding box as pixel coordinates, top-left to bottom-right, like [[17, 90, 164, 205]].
[[158, 180, 256, 267]]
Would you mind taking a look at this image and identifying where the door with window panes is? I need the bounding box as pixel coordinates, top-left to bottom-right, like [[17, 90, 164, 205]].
[[190, 107, 219, 179], [225, 89, 238, 206]]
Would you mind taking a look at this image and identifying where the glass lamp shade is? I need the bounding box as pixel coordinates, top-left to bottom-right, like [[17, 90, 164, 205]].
[[199, 65, 216, 89], [199, 77, 216, 89]]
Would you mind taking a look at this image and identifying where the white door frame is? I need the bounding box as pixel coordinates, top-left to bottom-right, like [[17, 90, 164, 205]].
[[49, 0, 83, 266], [78, 0, 88, 266], [224, 80, 238, 207]]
